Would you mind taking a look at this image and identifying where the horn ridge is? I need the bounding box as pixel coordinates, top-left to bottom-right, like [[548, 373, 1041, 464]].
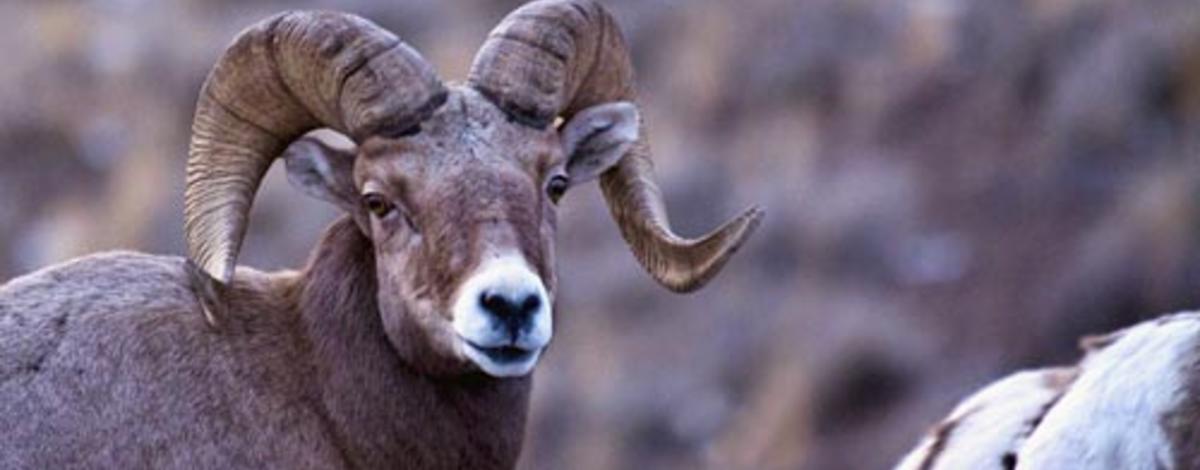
[[468, 0, 762, 292], [183, 11, 445, 325]]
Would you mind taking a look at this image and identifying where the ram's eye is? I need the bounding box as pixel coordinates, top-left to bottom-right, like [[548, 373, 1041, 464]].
[[546, 175, 569, 204], [362, 193, 394, 218]]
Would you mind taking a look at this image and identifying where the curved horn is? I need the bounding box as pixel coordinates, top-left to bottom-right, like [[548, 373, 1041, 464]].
[[467, 0, 763, 292], [185, 11, 445, 322]]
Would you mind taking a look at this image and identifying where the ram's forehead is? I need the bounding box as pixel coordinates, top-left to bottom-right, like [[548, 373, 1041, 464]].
[[360, 87, 560, 168]]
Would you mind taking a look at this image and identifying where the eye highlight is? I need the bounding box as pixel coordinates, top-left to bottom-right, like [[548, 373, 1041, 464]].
[[546, 175, 569, 204], [362, 193, 394, 218]]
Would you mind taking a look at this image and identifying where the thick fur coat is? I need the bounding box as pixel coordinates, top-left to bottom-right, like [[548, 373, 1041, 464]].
[[0, 218, 529, 469]]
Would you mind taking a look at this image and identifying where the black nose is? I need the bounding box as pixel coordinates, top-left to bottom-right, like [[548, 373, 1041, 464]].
[[479, 290, 541, 330]]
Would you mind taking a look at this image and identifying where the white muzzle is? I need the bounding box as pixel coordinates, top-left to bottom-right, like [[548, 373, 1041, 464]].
[[451, 253, 552, 377]]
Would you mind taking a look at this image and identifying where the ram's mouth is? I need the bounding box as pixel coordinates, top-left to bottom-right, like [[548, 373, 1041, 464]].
[[465, 340, 538, 364], [460, 337, 543, 378]]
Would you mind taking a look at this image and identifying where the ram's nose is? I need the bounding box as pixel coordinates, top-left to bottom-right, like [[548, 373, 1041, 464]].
[[479, 290, 542, 337]]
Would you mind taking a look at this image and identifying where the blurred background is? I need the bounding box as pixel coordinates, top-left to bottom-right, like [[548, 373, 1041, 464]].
[[2, 0, 1200, 468]]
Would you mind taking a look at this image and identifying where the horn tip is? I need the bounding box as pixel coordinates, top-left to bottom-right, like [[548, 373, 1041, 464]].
[[716, 204, 766, 258], [740, 205, 766, 237], [658, 204, 765, 294]]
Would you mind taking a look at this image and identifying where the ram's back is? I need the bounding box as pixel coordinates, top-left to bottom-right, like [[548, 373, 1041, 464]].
[[0, 252, 342, 469], [0, 252, 200, 382]]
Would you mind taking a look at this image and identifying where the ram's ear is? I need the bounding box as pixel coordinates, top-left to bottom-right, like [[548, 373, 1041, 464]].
[[560, 101, 639, 185], [283, 134, 359, 213]]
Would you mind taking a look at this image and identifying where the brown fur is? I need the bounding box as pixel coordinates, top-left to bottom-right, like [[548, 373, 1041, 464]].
[[350, 88, 564, 376], [297, 217, 530, 468], [0, 216, 528, 469]]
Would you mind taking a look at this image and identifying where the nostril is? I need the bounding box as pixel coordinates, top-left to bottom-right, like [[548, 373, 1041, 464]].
[[520, 294, 540, 313], [478, 290, 542, 319], [479, 292, 510, 317]]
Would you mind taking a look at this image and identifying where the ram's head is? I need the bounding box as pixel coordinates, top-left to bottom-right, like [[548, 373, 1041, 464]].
[[184, 0, 762, 378]]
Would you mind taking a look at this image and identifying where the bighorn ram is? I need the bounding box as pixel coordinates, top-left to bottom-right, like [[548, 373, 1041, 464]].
[[897, 312, 1200, 469], [0, 1, 762, 468]]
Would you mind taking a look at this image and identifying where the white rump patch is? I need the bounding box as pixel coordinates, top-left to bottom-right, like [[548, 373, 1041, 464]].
[[895, 368, 1074, 470], [1017, 312, 1200, 469]]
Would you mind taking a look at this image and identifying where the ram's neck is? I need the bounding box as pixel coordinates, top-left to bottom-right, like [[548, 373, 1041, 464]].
[[296, 216, 530, 469]]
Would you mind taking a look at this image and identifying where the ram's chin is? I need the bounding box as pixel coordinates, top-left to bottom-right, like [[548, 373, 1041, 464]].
[[461, 341, 543, 377]]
